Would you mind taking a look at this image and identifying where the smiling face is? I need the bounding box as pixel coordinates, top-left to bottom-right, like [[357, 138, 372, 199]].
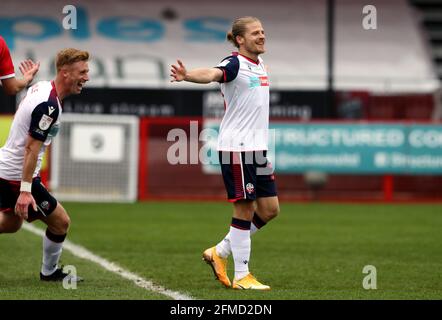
[[61, 60, 89, 95], [55, 48, 90, 99], [237, 21, 266, 56]]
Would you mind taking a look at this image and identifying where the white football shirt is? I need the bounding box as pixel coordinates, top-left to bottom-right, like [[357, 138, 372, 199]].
[[0, 81, 62, 181], [216, 52, 270, 151]]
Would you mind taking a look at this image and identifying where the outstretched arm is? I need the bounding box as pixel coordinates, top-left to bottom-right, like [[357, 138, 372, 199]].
[[170, 59, 223, 84], [1, 60, 40, 95]]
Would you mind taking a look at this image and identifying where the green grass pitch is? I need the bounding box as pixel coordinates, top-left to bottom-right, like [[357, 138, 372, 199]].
[[0, 202, 441, 300]]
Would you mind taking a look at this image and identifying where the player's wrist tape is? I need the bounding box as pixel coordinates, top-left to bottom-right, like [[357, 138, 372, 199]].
[[20, 181, 32, 193]]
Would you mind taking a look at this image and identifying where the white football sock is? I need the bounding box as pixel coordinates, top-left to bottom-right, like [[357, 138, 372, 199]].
[[215, 234, 231, 259], [41, 234, 63, 276], [216, 222, 259, 259], [230, 226, 251, 280]]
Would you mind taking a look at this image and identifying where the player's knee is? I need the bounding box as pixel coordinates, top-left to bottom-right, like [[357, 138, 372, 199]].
[[59, 215, 71, 234], [268, 204, 280, 220], [261, 204, 279, 221], [51, 214, 71, 235]]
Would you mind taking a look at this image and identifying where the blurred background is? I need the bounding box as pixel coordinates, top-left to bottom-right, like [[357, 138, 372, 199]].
[[1, 0, 442, 203]]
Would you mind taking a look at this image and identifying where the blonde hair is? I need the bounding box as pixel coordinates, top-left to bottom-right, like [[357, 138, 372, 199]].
[[226, 16, 261, 48], [56, 48, 90, 72]]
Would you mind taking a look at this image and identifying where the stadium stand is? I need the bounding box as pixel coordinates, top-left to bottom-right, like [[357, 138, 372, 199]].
[[0, 0, 438, 91]]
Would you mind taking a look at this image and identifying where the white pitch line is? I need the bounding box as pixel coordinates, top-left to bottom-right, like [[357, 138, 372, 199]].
[[22, 223, 194, 300]]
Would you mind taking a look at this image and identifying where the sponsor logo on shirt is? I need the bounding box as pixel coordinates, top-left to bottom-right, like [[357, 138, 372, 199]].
[[259, 76, 269, 86], [249, 76, 269, 88]]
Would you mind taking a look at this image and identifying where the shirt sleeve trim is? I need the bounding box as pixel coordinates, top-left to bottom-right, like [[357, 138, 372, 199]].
[[0, 73, 15, 80]]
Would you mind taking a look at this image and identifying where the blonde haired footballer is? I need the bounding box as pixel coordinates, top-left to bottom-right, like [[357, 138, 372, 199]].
[[0, 48, 89, 281], [171, 17, 279, 290]]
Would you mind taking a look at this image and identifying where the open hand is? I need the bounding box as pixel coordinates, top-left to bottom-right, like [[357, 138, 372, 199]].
[[170, 59, 187, 82], [19, 60, 40, 84], [15, 192, 37, 220]]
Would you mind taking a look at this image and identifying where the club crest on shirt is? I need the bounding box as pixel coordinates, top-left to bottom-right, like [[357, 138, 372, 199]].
[[39, 114, 53, 130]]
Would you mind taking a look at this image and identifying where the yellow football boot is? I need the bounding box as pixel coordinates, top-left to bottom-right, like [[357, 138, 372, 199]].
[[232, 273, 270, 290], [202, 247, 231, 288]]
